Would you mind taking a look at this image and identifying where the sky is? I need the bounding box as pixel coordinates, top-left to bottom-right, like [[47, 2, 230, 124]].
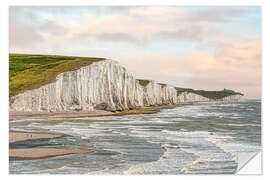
[[9, 6, 261, 99]]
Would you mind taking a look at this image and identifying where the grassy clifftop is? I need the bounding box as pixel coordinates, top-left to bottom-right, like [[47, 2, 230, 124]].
[[175, 87, 243, 100], [9, 54, 105, 97]]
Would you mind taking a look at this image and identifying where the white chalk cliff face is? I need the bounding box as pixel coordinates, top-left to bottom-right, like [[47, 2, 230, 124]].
[[219, 94, 243, 101], [176, 92, 210, 103], [10, 60, 243, 113], [176, 92, 242, 103], [142, 81, 178, 106]]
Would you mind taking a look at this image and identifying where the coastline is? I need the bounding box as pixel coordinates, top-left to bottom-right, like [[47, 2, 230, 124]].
[[9, 104, 190, 160], [9, 103, 191, 121], [9, 100, 260, 174], [10, 148, 92, 160], [9, 131, 92, 160], [9, 131, 64, 143]]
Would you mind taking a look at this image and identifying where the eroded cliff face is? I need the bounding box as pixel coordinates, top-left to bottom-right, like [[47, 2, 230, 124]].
[[142, 81, 178, 106], [176, 92, 243, 103], [176, 92, 210, 103], [219, 94, 243, 101], [10, 60, 243, 113], [10, 60, 145, 112]]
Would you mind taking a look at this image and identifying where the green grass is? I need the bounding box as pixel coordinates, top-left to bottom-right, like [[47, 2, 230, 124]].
[[175, 87, 243, 100], [137, 79, 150, 87], [9, 54, 105, 97]]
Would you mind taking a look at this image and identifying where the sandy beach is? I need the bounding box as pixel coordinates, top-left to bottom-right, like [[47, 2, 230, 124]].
[[9, 104, 186, 121], [9, 110, 112, 121], [9, 131, 92, 159], [9, 131, 64, 143], [10, 148, 92, 159]]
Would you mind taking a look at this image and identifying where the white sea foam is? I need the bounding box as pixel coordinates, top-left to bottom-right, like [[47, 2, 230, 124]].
[[125, 144, 196, 174]]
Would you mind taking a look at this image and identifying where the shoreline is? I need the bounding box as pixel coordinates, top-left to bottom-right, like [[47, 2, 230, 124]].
[[9, 103, 191, 121], [9, 131, 65, 143], [9, 104, 190, 160], [9, 148, 92, 160], [9, 131, 92, 160]]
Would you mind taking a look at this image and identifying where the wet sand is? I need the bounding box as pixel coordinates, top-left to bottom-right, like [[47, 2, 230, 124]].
[[9, 148, 92, 159], [9, 110, 112, 121], [9, 131, 92, 159], [9, 131, 64, 143], [9, 104, 188, 121]]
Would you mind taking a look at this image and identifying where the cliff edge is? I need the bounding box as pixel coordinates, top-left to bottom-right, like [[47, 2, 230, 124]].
[[10, 56, 243, 113]]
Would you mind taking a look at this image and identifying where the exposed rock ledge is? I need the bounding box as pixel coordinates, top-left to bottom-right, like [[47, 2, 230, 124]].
[[10, 60, 243, 112]]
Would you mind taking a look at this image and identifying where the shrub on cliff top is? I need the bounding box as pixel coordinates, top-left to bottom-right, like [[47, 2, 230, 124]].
[[137, 79, 150, 87]]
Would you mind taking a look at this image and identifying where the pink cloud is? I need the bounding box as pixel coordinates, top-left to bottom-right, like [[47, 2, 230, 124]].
[[119, 36, 261, 99]]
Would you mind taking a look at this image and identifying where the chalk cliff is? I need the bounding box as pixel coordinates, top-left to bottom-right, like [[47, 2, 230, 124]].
[[176, 92, 210, 103], [142, 81, 178, 106], [10, 60, 243, 112], [176, 92, 242, 103], [219, 94, 243, 101]]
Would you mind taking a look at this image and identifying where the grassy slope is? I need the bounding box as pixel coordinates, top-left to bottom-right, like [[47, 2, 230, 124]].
[[9, 54, 105, 97], [175, 87, 243, 100]]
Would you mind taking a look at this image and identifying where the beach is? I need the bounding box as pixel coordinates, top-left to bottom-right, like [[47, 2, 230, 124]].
[[9, 131, 92, 159], [9, 131, 64, 143], [9, 104, 186, 121], [10, 148, 91, 159]]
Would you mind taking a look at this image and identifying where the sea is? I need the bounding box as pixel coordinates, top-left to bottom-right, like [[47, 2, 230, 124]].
[[9, 99, 261, 174]]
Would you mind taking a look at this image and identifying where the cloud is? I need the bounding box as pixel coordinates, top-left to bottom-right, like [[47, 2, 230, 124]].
[[185, 7, 254, 22], [96, 33, 136, 43], [9, 6, 261, 98], [9, 7, 68, 51], [9, 6, 260, 48], [119, 35, 261, 98], [157, 27, 208, 42], [9, 7, 44, 50]]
